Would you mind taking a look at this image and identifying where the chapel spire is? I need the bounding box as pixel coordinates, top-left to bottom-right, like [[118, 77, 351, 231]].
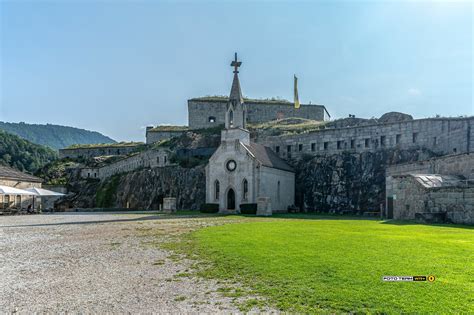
[[229, 52, 244, 104]]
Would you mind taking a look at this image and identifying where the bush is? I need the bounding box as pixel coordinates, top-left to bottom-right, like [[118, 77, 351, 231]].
[[200, 203, 219, 213], [240, 203, 257, 214]]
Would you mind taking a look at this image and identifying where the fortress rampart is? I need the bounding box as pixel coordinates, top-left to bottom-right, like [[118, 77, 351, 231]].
[[60, 143, 144, 159], [80, 149, 172, 180], [188, 98, 329, 129], [257, 117, 474, 159]]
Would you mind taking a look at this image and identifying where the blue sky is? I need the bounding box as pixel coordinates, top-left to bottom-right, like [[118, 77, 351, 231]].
[[1, 1, 472, 141]]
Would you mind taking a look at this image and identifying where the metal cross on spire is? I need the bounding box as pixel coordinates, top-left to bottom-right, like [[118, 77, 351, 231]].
[[230, 52, 242, 73]]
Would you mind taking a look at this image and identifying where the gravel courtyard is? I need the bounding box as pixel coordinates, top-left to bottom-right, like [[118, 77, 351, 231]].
[[0, 213, 246, 313]]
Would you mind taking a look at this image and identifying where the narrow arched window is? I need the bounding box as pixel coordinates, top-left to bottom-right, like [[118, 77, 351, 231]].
[[243, 179, 248, 200], [229, 110, 234, 127], [277, 181, 281, 202], [215, 180, 220, 200]]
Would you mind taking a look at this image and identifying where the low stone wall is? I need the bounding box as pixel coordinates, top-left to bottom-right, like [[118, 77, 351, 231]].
[[259, 117, 474, 159], [80, 149, 172, 180], [428, 187, 474, 224]]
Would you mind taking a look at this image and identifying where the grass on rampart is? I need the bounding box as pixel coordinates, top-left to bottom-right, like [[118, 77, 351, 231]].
[[165, 215, 473, 313]]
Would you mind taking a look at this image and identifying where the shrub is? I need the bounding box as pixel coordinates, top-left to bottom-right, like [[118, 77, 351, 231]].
[[240, 203, 257, 214], [200, 203, 219, 213]]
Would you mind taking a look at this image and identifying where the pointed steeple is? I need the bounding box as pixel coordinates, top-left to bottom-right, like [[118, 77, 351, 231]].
[[229, 52, 244, 104]]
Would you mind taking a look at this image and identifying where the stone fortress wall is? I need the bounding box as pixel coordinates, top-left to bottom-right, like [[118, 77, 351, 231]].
[[145, 125, 190, 145], [386, 152, 474, 178], [80, 149, 172, 180], [188, 98, 329, 130], [258, 117, 474, 159], [145, 128, 186, 144], [60, 143, 143, 159]]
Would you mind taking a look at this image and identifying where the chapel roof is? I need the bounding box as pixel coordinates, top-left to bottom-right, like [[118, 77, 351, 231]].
[[243, 142, 294, 173], [0, 165, 43, 183]]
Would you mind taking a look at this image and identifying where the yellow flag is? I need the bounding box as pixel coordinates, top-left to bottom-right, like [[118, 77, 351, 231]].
[[294, 75, 300, 109]]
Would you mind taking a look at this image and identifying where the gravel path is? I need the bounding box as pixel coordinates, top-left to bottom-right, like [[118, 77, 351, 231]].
[[0, 213, 245, 313]]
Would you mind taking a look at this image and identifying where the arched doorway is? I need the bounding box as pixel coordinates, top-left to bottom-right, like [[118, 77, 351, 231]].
[[227, 188, 235, 210]]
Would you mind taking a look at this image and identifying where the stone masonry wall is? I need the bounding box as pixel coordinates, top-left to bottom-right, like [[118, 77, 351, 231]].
[[389, 176, 474, 225], [146, 130, 186, 144], [188, 99, 328, 129], [59, 145, 142, 159], [80, 149, 172, 180], [386, 152, 474, 178], [428, 187, 474, 224], [259, 117, 474, 159]]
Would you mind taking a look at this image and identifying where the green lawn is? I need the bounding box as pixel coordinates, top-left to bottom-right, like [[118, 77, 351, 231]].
[[171, 216, 474, 313]]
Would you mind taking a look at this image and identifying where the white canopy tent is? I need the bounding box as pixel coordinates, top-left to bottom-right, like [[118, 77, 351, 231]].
[[0, 185, 35, 195], [0, 186, 65, 212], [24, 187, 65, 212], [24, 187, 65, 196]]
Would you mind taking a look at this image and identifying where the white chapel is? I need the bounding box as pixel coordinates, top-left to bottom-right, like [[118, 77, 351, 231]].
[[205, 53, 295, 214]]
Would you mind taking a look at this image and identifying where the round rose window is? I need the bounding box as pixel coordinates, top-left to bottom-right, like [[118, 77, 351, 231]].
[[226, 160, 237, 172]]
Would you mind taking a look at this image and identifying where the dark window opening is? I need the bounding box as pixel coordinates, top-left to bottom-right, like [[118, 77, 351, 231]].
[[324, 142, 329, 150], [277, 181, 281, 202], [243, 179, 248, 200], [229, 110, 234, 127], [380, 136, 386, 147], [396, 134, 401, 144], [298, 144, 303, 151], [311, 143, 316, 152], [275, 146, 280, 153], [412, 132, 418, 143], [350, 139, 355, 149], [287, 145, 292, 153], [208, 116, 216, 123], [365, 139, 370, 148], [157, 157, 160, 164], [337, 141, 343, 150], [215, 180, 220, 200], [453, 148, 457, 153]]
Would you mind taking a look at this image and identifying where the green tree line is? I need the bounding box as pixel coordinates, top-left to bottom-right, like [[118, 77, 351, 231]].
[[0, 130, 58, 174], [0, 121, 116, 150]]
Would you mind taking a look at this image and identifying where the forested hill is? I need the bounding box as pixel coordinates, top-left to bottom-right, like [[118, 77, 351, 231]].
[[0, 130, 58, 174], [0, 122, 116, 150]]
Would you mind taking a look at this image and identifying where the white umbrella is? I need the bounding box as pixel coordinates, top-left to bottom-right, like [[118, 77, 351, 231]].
[[24, 187, 65, 196], [0, 185, 34, 195]]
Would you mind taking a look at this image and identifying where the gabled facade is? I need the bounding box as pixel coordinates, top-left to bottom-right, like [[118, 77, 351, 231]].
[[205, 53, 295, 213]]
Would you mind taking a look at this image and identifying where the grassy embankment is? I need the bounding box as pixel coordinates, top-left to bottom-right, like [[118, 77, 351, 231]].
[[164, 215, 473, 313]]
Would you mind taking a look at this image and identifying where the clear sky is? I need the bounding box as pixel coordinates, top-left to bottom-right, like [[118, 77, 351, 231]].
[[1, 1, 472, 141]]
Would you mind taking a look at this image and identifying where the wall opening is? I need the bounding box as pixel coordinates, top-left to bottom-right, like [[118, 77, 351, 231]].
[[243, 179, 248, 200], [214, 180, 220, 200]]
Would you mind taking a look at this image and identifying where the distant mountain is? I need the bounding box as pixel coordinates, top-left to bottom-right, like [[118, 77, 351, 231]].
[[0, 130, 58, 174], [0, 122, 116, 150]]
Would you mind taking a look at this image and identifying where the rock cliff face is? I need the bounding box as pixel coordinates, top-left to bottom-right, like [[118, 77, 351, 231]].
[[112, 165, 205, 210], [61, 165, 206, 210], [292, 148, 438, 213]]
